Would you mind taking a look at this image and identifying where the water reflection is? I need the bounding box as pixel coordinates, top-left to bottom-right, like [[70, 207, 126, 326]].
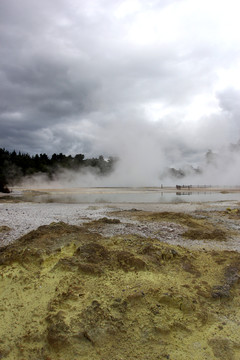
[[19, 188, 240, 204]]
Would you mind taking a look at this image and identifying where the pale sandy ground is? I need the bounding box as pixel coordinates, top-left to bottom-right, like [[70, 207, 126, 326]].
[[1, 187, 240, 251]]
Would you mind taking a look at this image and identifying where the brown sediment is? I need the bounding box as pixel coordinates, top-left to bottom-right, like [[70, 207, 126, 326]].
[[0, 226, 11, 233], [85, 217, 121, 225], [182, 228, 227, 241], [110, 210, 211, 227], [0, 216, 240, 360], [111, 210, 231, 241]]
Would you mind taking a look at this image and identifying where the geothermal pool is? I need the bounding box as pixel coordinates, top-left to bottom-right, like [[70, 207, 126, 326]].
[[13, 187, 240, 204]]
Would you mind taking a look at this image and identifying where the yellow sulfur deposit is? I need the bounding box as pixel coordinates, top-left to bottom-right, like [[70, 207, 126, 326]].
[[0, 216, 240, 359]]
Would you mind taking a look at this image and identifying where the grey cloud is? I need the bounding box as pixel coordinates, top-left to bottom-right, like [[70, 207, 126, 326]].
[[0, 0, 240, 186], [218, 88, 240, 115]]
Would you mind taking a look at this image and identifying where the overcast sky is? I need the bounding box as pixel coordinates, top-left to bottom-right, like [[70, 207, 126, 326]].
[[1, 0, 240, 169]]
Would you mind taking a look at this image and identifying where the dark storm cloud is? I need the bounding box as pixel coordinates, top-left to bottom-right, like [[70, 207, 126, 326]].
[[1, 0, 240, 176]]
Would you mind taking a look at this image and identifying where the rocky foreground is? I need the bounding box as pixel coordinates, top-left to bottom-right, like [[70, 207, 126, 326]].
[[0, 210, 240, 359]]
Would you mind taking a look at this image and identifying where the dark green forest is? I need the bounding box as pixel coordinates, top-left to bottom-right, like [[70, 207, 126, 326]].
[[0, 148, 117, 192]]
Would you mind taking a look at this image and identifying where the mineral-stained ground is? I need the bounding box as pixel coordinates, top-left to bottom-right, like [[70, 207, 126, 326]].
[[1, 210, 240, 359]]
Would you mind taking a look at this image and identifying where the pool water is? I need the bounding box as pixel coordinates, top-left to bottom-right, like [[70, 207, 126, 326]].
[[23, 188, 240, 204]]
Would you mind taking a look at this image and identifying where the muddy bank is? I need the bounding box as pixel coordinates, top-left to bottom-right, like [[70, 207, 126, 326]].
[[0, 209, 240, 359]]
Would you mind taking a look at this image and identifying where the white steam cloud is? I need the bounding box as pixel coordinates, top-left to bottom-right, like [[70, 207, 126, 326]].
[[21, 115, 240, 188]]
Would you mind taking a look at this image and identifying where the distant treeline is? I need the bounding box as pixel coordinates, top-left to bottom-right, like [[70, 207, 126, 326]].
[[0, 148, 117, 192]]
